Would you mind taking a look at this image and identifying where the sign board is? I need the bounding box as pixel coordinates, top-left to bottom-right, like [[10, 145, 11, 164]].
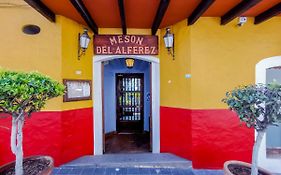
[[94, 35, 158, 55], [63, 79, 92, 102]]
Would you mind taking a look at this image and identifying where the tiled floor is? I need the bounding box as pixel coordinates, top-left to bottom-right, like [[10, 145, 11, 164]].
[[52, 167, 198, 175], [51, 153, 224, 175], [52, 166, 281, 175], [105, 133, 150, 154]]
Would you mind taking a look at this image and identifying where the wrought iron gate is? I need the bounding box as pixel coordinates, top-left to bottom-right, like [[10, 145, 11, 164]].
[[116, 73, 144, 132]]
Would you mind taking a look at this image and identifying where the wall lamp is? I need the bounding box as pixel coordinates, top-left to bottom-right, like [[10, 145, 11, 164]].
[[78, 28, 91, 60], [163, 28, 175, 60], [125, 58, 134, 69]]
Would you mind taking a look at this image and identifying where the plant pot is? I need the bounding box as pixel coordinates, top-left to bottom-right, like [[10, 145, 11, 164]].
[[0, 156, 54, 175], [224, 160, 271, 175]]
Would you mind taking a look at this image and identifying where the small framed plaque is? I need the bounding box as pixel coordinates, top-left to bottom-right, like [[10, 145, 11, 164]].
[[63, 79, 92, 102]]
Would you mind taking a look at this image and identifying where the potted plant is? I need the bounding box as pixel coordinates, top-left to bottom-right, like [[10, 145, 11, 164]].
[[0, 70, 64, 175], [222, 83, 281, 175]]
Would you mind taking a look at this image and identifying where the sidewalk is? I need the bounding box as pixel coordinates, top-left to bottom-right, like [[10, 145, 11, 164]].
[[51, 153, 223, 175], [52, 166, 224, 175]]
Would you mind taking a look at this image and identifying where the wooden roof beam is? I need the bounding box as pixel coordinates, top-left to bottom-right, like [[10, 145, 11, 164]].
[[118, 0, 127, 35], [70, 0, 98, 34], [24, 0, 55, 22], [188, 0, 215, 25], [254, 2, 281, 25], [221, 0, 261, 25], [151, 0, 170, 35]]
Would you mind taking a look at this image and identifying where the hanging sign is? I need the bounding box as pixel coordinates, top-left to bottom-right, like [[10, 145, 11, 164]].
[[94, 35, 158, 55]]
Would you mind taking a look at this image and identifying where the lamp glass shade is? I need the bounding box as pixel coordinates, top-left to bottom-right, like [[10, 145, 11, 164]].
[[163, 28, 173, 48], [80, 29, 91, 50], [125, 58, 134, 68]]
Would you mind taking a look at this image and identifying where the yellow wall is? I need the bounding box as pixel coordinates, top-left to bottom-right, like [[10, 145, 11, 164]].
[[190, 17, 281, 109], [0, 5, 162, 111], [160, 20, 191, 109], [0, 5, 62, 110], [160, 17, 281, 109], [59, 16, 94, 110], [2, 5, 281, 111], [0, 5, 159, 111], [58, 18, 160, 110], [0, 7, 94, 111]]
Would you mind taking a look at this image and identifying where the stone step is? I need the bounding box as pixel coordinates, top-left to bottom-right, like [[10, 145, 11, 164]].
[[62, 153, 192, 169], [52, 167, 195, 175]]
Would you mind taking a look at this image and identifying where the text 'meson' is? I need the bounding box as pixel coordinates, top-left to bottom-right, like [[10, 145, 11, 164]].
[[94, 35, 158, 55]]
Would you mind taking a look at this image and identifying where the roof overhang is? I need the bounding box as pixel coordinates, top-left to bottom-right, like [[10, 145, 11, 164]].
[[22, 0, 281, 35]]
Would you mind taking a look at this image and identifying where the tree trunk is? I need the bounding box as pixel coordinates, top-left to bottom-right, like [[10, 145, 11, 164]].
[[11, 117, 17, 154], [251, 130, 265, 175], [11, 113, 25, 175]]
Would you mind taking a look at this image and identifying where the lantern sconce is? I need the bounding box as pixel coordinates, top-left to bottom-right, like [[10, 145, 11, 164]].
[[125, 58, 135, 69], [163, 27, 175, 60], [78, 28, 91, 60]]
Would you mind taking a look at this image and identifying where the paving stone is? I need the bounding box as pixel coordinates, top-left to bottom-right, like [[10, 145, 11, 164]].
[[106, 167, 120, 175], [171, 168, 194, 175], [116, 167, 127, 174], [127, 167, 141, 174], [51, 154, 230, 175], [192, 169, 223, 175], [150, 168, 168, 175], [52, 168, 60, 174], [80, 167, 95, 175], [69, 168, 82, 174], [95, 167, 106, 175], [139, 168, 151, 174], [159, 168, 172, 174], [52, 167, 225, 175], [169, 169, 179, 175], [52, 164, 281, 175], [57, 168, 72, 174]]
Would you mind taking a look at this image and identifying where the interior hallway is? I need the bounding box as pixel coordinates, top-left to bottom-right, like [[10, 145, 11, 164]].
[[105, 132, 150, 154]]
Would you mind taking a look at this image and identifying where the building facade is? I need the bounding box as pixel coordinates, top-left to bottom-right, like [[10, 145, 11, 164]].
[[0, 1, 281, 173]]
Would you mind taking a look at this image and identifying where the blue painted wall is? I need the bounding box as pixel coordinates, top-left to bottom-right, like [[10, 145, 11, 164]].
[[103, 58, 151, 133]]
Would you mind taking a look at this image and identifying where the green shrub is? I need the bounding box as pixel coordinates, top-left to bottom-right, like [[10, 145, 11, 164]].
[[0, 69, 64, 175], [223, 83, 281, 175]]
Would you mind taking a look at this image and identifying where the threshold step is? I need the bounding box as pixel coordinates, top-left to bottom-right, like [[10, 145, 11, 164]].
[[62, 153, 192, 169]]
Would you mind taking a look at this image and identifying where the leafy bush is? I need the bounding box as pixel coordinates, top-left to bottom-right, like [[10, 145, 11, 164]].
[[223, 83, 281, 175], [223, 84, 281, 131], [0, 70, 64, 175]]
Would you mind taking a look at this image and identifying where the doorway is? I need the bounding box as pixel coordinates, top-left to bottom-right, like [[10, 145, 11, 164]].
[[102, 58, 152, 154], [93, 55, 160, 155], [106, 73, 150, 153]]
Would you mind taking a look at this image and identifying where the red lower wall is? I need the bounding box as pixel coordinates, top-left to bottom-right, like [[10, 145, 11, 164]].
[[0, 106, 254, 169], [0, 111, 62, 166], [160, 107, 192, 160], [191, 109, 254, 169], [61, 108, 93, 164], [0, 108, 93, 166], [160, 106, 254, 169]]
